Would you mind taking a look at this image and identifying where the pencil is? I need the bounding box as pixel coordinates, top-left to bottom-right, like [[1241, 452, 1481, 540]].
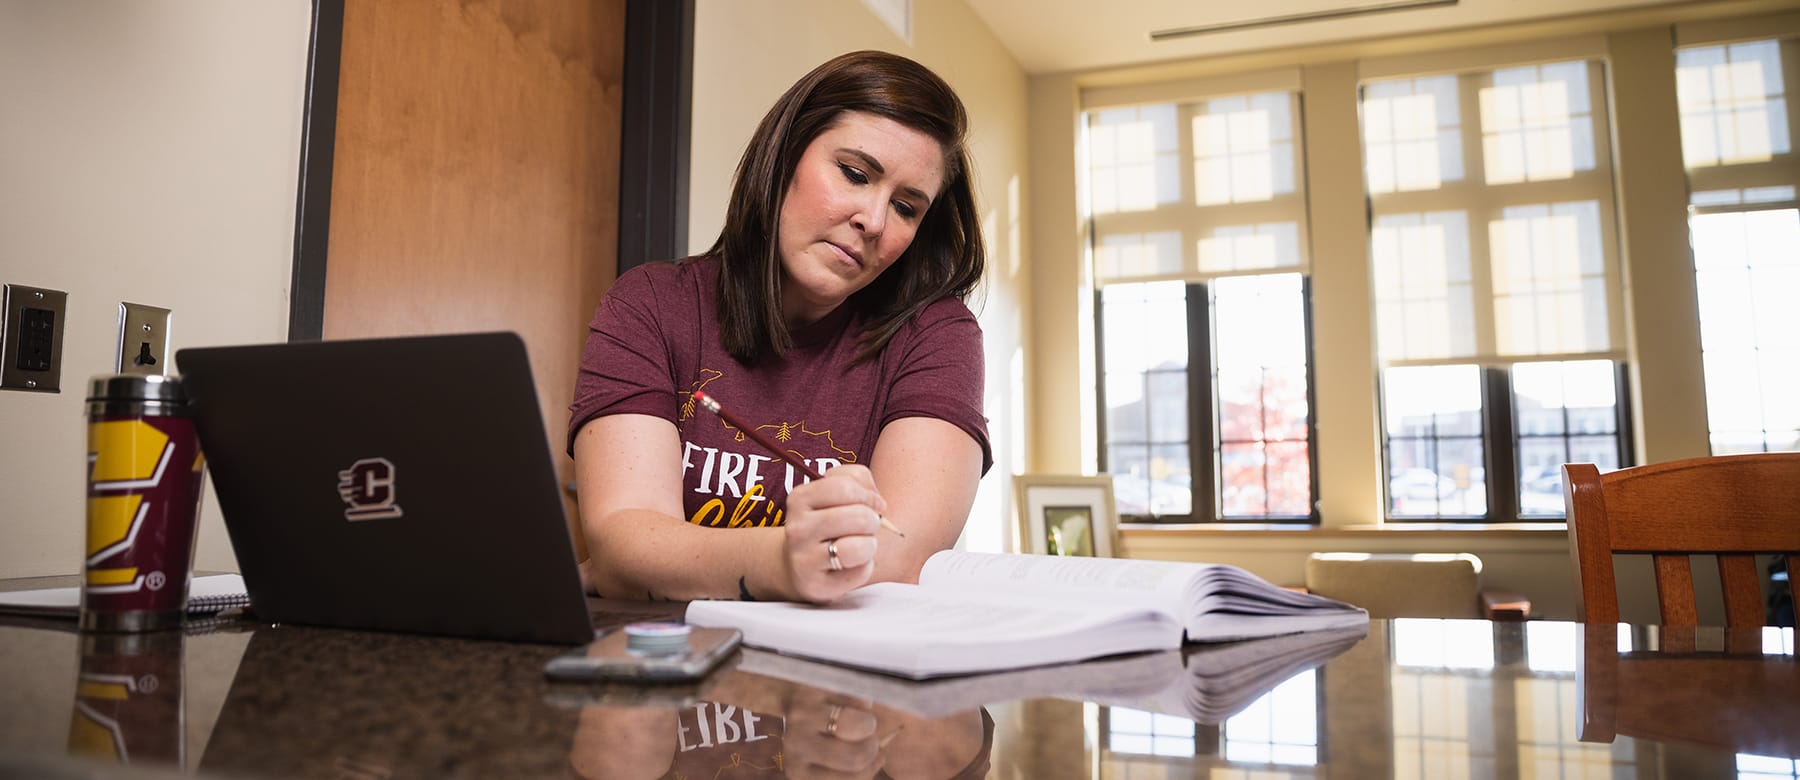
[[691, 390, 905, 538]]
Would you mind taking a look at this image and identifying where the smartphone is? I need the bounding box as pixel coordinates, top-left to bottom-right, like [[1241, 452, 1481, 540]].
[[544, 625, 743, 683]]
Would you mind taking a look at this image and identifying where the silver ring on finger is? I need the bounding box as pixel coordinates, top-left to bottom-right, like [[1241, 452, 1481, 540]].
[[827, 539, 843, 572], [823, 704, 842, 736]]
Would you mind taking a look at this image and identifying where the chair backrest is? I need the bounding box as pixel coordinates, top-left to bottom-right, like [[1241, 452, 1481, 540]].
[[1564, 452, 1800, 627]]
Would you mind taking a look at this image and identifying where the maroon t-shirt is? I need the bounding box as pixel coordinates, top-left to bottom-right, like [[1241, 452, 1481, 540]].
[[568, 255, 991, 528]]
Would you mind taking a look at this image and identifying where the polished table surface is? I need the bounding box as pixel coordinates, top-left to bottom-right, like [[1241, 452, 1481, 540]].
[[0, 592, 1794, 779]]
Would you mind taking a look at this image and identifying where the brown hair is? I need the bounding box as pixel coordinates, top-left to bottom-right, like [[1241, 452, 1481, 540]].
[[705, 50, 984, 363]]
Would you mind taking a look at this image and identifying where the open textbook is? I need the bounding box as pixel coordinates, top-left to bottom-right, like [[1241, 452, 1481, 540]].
[[685, 551, 1368, 679], [733, 624, 1368, 720]]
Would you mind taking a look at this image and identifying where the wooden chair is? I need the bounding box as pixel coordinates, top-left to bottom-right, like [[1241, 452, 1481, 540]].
[[1564, 452, 1800, 629]]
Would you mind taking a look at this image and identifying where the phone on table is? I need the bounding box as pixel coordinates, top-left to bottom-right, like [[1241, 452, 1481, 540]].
[[545, 624, 742, 683]]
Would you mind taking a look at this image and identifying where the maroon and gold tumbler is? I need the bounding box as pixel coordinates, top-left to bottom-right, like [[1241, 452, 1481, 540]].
[[82, 374, 206, 632]]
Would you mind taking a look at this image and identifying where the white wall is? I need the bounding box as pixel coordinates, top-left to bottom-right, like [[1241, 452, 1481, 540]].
[[690, 0, 1033, 553], [0, 2, 311, 577]]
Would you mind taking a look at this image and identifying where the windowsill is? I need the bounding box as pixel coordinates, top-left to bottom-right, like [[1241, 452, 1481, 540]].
[[1119, 521, 1567, 536]]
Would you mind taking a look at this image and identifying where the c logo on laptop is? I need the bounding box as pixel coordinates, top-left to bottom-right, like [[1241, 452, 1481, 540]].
[[337, 457, 404, 522]]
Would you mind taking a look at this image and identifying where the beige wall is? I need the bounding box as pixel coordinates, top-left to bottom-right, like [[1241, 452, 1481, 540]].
[[0, 2, 311, 578], [690, 0, 1032, 553]]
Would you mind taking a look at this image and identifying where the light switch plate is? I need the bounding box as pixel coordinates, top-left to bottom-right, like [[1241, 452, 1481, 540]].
[[118, 302, 172, 376], [1, 283, 68, 393]]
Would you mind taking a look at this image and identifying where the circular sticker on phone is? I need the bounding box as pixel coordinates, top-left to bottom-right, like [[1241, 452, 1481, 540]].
[[624, 622, 692, 655]]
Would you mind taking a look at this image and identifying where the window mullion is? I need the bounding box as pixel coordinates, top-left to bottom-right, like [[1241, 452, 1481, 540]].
[[1615, 362, 1637, 469], [1486, 366, 1519, 522], [1302, 276, 1322, 522], [1190, 282, 1217, 522], [1093, 286, 1110, 477]]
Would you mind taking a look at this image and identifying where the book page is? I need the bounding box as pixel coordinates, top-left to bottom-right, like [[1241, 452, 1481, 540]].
[[686, 582, 1181, 678], [921, 551, 1368, 642], [920, 551, 1198, 617], [733, 646, 1186, 719]]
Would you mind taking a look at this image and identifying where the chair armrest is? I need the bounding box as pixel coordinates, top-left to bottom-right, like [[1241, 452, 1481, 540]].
[[1481, 590, 1531, 621]]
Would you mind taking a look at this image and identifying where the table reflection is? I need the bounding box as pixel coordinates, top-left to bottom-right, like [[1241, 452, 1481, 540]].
[[1095, 619, 1798, 780], [563, 664, 994, 779], [0, 611, 1794, 779], [68, 631, 187, 768], [1581, 623, 1799, 762]]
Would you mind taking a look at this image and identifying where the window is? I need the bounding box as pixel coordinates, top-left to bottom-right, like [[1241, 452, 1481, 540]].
[[1677, 38, 1800, 455], [1391, 620, 1499, 778], [1104, 671, 1324, 772], [1086, 89, 1318, 522], [1221, 669, 1320, 766], [1741, 754, 1800, 780], [1361, 60, 1631, 521], [1512, 360, 1625, 515], [1106, 707, 1199, 758], [1515, 622, 1637, 778]]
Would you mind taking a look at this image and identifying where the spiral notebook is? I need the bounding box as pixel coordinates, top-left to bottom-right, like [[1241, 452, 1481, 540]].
[[0, 573, 250, 619]]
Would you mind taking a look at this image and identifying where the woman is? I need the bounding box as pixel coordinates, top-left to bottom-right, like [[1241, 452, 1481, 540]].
[[568, 50, 990, 605]]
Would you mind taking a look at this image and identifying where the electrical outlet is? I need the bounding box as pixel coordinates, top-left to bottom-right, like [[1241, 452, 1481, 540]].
[[118, 302, 172, 376], [1, 283, 69, 393]]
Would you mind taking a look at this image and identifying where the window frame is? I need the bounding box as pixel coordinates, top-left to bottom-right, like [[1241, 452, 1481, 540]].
[[1096, 277, 1323, 524], [1362, 59, 1633, 522], [1377, 362, 1635, 523]]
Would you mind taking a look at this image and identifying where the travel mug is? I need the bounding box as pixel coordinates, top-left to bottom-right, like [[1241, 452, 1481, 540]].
[[82, 374, 206, 632], [66, 631, 185, 767]]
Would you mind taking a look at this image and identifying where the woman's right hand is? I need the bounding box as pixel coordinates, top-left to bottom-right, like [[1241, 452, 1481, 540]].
[[779, 464, 887, 603]]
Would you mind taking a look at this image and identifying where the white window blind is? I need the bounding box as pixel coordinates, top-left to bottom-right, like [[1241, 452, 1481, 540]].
[[1362, 60, 1624, 368], [1677, 37, 1800, 198], [1084, 90, 1309, 285]]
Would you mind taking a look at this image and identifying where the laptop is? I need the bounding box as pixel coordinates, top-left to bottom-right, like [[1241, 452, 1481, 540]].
[[175, 332, 597, 645]]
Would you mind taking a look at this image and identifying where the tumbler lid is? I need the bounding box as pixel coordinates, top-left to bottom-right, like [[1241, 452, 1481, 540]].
[[87, 373, 188, 404]]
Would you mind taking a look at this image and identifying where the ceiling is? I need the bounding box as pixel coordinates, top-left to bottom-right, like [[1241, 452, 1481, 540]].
[[960, 0, 1729, 74]]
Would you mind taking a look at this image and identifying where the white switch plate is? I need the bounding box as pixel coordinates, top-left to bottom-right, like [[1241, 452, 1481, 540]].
[[118, 302, 172, 376]]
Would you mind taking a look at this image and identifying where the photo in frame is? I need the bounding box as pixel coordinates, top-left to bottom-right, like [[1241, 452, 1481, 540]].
[[1012, 475, 1117, 557]]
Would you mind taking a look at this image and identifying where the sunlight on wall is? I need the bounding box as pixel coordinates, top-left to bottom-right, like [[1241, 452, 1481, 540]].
[[1008, 175, 1021, 277], [968, 204, 1006, 555]]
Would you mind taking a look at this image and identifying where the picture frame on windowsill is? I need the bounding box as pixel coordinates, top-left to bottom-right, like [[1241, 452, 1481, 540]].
[[1013, 474, 1118, 558]]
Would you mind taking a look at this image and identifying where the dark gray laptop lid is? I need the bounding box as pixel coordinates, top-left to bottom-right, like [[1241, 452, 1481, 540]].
[[176, 332, 594, 644]]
